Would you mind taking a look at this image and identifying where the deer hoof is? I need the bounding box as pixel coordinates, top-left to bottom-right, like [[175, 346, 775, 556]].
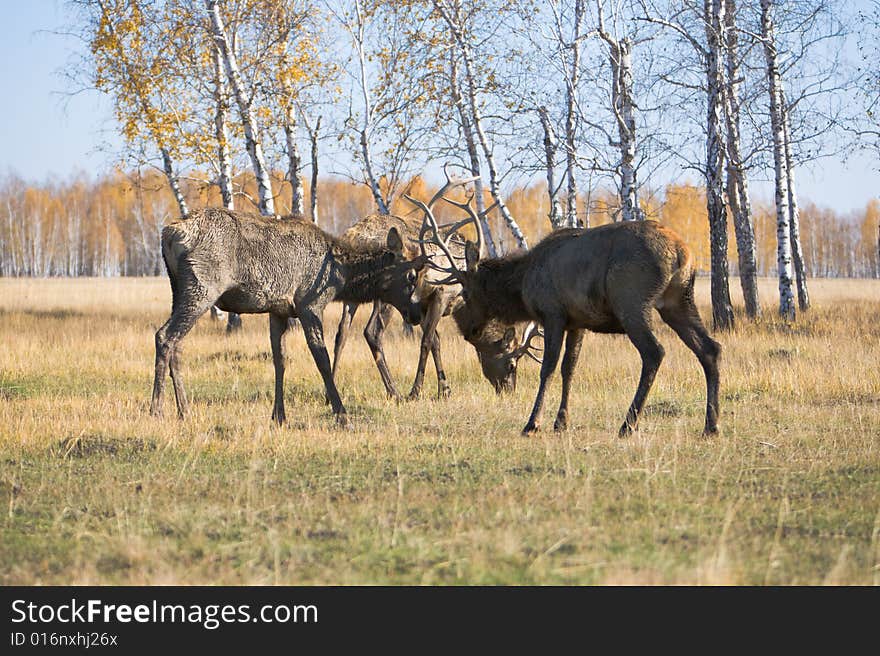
[[522, 422, 540, 435], [553, 419, 567, 431], [438, 385, 452, 400], [406, 390, 421, 402], [335, 413, 350, 429], [618, 423, 635, 438]]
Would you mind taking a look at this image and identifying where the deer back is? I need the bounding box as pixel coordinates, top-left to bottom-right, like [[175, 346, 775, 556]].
[[162, 208, 344, 303], [519, 222, 693, 327], [342, 213, 466, 299]]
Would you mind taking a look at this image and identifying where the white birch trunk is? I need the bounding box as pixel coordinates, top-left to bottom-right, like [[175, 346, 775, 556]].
[[211, 42, 240, 328], [760, 0, 796, 321], [538, 106, 564, 230], [450, 51, 498, 257], [305, 114, 321, 224], [285, 105, 305, 217], [460, 46, 528, 249], [207, 0, 275, 216], [352, 0, 389, 215], [704, 0, 735, 330], [723, 0, 760, 318], [563, 0, 585, 228], [436, 1, 527, 250], [360, 129, 389, 215], [779, 86, 810, 311], [212, 43, 234, 212], [161, 148, 189, 218], [611, 38, 640, 222], [597, 4, 639, 222]]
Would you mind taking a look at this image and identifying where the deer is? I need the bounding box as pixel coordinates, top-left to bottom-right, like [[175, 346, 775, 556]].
[[415, 200, 721, 437], [150, 207, 426, 427], [332, 165, 538, 399]]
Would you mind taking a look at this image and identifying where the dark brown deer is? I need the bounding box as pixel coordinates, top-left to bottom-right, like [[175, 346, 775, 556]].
[[417, 204, 720, 436], [150, 207, 426, 426], [332, 167, 535, 398]]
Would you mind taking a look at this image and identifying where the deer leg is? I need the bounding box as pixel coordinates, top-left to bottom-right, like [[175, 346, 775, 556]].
[[522, 320, 566, 435], [332, 302, 358, 379], [618, 312, 665, 437], [363, 301, 401, 400], [270, 313, 290, 425], [554, 329, 585, 431], [168, 344, 188, 418], [151, 317, 175, 417], [329, 302, 358, 405], [226, 312, 242, 334], [429, 329, 451, 399], [299, 308, 348, 426], [152, 301, 210, 419], [408, 298, 443, 401], [659, 304, 721, 435]]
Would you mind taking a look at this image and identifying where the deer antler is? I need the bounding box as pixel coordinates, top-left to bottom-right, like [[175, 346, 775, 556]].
[[425, 162, 480, 210], [439, 192, 496, 260], [510, 322, 543, 363], [403, 194, 465, 282], [403, 163, 481, 283]]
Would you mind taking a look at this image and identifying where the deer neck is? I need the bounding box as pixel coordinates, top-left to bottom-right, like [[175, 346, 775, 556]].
[[475, 254, 531, 324], [334, 247, 394, 304]]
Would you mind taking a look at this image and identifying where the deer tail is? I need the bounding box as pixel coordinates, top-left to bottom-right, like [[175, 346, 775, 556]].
[[669, 240, 696, 298]]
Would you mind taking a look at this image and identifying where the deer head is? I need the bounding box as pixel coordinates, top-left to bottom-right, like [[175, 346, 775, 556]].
[[379, 226, 427, 326], [407, 182, 542, 392]]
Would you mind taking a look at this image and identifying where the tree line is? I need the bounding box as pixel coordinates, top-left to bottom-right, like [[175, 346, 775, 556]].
[[4, 0, 877, 324], [1, 170, 876, 279]]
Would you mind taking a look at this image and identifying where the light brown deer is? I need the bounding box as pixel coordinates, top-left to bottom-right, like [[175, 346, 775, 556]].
[[417, 204, 721, 436], [332, 167, 536, 398], [150, 207, 426, 426]]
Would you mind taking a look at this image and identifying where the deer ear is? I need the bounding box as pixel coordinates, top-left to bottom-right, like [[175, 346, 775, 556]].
[[465, 240, 480, 273], [502, 326, 517, 350], [386, 227, 404, 254]]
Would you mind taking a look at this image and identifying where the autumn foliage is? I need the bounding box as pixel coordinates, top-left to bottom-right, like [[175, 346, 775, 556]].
[[0, 172, 876, 279]]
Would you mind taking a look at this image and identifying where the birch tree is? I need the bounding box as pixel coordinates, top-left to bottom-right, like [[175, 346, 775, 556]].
[[780, 86, 810, 311], [207, 0, 276, 215], [209, 40, 244, 328], [302, 113, 322, 223], [704, 0, 735, 329], [448, 49, 499, 255], [550, 0, 588, 227], [597, 1, 642, 222], [507, 0, 585, 231], [432, 0, 529, 249], [638, 0, 735, 329], [537, 105, 564, 228], [211, 41, 235, 211], [80, 0, 190, 217], [722, 0, 760, 317], [746, 0, 850, 314], [328, 0, 437, 216], [760, 0, 796, 320], [256, 0, 331, 218], [339, 0, 389, 213]]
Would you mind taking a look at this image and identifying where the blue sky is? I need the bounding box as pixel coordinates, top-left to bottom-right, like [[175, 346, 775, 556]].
[[1, 1, 877, 213], [1, 2, 121, 182]]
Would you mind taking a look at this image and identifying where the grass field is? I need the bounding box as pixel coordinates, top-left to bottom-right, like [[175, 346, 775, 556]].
[[0, 276, 878, 585]]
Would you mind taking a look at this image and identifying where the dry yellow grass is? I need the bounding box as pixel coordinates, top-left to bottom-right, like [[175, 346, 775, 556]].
[[0, 275, 878, 585]]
